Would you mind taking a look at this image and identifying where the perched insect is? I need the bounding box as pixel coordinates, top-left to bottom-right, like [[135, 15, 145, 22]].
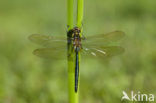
[[29, 27, 125, 92]]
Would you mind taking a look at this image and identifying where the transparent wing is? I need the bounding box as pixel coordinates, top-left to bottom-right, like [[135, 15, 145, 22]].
[[33, 47, 67, 59], [82, 31, 125, 47], [28, 34, 67, 48], [33, 46, 124, 60], [81, 46, 124, 58]]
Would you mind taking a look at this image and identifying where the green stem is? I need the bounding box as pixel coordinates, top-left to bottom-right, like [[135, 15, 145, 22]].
[[77, 0, 84, 30], [76, 0, 83, 102], [67, 0, 83, 103], [76, 0, 83, 103], [67, 0, 78, 103], [67, 0, 74, 30]]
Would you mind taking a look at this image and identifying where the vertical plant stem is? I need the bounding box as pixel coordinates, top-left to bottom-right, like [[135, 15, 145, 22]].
[[67, 0, 83, 103], [76, 0, 83, 102], [67, 0, 74, 30], [67, 0, 78, 103], [77, 0, 83, 30]]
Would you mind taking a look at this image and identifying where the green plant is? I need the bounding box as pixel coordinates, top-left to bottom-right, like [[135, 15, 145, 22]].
[[67, 0, 83, 103]]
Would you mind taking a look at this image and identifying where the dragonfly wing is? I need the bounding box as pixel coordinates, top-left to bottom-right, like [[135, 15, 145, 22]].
[[81, 46, 124, 58], [33, 47, 67, 60], [82, 31, 125, 47], [29, 34, 67, 48]]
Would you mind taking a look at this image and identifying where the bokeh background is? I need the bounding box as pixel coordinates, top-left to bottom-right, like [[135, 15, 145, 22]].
[[0, 0, 156, 103]]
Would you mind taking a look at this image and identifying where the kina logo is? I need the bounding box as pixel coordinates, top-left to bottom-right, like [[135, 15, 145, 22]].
[[121, 91, 154, 102]]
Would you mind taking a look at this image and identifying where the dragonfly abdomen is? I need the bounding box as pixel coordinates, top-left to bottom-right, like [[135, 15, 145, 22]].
[[75, 48, 79, 93]]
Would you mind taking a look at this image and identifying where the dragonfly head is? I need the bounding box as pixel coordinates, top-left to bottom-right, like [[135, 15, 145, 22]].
[[67, 27, 81, 38], [72, 27, 81, 38], [73, 27, 81, 34]]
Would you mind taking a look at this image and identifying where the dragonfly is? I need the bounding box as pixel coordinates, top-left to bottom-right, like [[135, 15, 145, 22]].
[[29, 27, 125, 93]]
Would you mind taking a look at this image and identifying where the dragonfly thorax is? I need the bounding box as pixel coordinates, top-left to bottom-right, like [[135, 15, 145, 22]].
[[67, 27, 82, 52]]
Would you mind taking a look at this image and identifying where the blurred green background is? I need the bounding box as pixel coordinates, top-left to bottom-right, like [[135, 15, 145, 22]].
[[0, 0, 156, 103]]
